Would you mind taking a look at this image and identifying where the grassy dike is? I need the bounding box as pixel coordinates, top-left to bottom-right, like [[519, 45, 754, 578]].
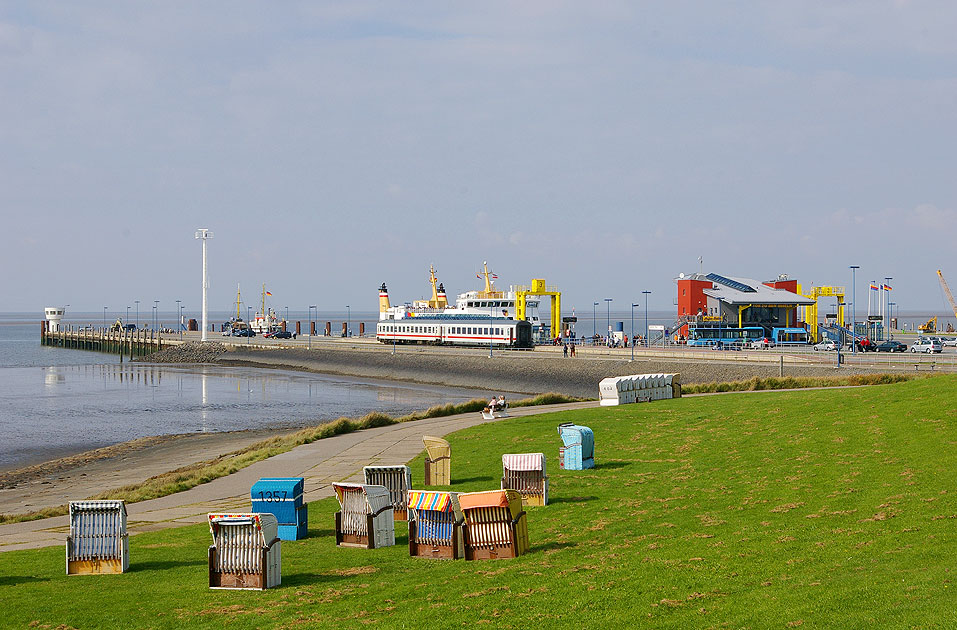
[[4, 375, 955, 628]]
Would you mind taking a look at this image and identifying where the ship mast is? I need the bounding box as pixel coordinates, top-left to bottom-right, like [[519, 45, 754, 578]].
[[261, 283, 267, 320], [235, 284, 242, 320]]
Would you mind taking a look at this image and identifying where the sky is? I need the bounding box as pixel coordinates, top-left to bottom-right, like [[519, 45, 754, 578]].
[[2, 2, 955, 318]]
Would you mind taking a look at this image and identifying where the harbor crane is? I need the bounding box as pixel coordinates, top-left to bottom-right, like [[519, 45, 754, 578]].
[[938, 269, 957, 320]]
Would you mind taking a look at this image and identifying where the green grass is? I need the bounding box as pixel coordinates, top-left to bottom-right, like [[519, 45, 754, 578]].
[[4, 376, 957, 628]]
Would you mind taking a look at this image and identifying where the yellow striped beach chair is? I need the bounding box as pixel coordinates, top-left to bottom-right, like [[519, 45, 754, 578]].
[[459, 490, 529, 560]]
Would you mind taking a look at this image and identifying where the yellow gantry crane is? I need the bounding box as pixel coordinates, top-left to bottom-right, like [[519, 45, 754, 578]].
[[514, 279, 562, 340], [797, 284, 845, 342]]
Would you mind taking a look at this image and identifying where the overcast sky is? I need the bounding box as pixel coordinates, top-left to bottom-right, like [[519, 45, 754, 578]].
[[2, 2, 955, 317]]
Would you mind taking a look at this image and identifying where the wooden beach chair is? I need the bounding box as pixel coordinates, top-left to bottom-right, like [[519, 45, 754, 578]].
[[363, 465, 413, 521], [422, 435, 451, 486], [207, 513, 281, 590], [458, 490, 529, 560], [333, 483, 395, 549], [66, 500, 129, 575], [501, 453, 549, 506], [558, 423, 595, 470], [407, 490, 465, 560]]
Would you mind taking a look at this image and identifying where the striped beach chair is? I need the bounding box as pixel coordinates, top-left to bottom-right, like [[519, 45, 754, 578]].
[[66, 500, 129, 575], [407, 490, 464, 560], [363, 465, 413, 521], [207, 513, 281, 590], [423, 435, 451, 486], [458, 490, 529, 560], [501, 453, 549, 506], [558, 423, 595, 470], [333, 483, 395, 549]]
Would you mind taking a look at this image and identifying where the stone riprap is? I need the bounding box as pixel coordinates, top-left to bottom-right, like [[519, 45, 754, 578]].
[[142, 342, 228, 364], [214, 347, 874, 399]]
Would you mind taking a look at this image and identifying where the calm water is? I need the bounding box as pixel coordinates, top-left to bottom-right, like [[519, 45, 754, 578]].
[[0, 319, 490, 471]]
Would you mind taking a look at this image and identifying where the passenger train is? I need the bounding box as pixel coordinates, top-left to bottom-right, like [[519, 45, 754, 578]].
[[376, 317, 533, 349]]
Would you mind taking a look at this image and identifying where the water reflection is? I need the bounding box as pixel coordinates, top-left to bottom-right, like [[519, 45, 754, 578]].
[[0, 363, 489, 470]]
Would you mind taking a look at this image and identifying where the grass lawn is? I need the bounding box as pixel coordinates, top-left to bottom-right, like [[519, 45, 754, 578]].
[[4, 376, 957, 629]]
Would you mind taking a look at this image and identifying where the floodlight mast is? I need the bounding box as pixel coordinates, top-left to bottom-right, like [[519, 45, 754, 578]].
[[195, 229, 213, 341]]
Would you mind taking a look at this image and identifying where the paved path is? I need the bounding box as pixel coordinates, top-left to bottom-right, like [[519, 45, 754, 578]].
[[0, 401, 597, 552]]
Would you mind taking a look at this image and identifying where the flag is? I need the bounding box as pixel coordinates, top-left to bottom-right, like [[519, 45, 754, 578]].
[[265, 291, 272, 296], [869, 284, 879, 290], [491, 274, 498, 279], [884, 284, 892, 291], [476, 274, 482, 279]]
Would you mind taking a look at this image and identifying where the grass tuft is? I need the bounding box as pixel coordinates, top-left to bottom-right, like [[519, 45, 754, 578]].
[[682, 372, 915, 394]]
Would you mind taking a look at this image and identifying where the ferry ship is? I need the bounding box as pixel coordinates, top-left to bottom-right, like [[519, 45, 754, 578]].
[[222, 284, 283, 334], [378, 263, 548, 336]]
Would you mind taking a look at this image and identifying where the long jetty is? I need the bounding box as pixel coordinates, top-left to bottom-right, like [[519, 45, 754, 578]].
[[40, 321, 166, 358]]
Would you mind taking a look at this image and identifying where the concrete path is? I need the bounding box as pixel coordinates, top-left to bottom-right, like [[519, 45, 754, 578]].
[[0, 401, 597, 552]]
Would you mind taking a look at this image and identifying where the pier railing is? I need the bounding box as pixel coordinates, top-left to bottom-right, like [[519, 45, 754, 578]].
[[40, 322, 165, 358]]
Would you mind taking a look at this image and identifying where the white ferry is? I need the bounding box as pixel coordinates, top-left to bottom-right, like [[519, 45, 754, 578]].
[[378, 262, 548, 338]]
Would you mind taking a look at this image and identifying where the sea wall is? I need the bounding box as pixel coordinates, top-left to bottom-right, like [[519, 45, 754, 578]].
[[216, 347, 878, 399]]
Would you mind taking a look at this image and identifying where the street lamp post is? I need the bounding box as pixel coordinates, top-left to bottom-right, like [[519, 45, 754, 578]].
[[247, 306, 252, 345], [285, 306, 289, 324], [135, 300, 139, 329], [195, 228, 213, 342], [103, 306, 107, 329], [642, 290, 651, 347], [346, 305, 351, 337], [850, 265, 859, 354], [176, 300, 182, 339], [884, 277, 893, 340], [592, 302, 598, 341], [888, 301, 896, 335], [489, 302, 494, 358], [126, 306, 130, 326], [604, 298, 612, 346], [630, 303, 639, 361], [154, 300, 159, 332], [309, 305, 317, 349]]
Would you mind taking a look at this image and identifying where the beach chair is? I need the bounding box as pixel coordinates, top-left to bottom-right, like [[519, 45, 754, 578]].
[[558, 423, 595, 470], [363, 465, 412, 521], [66, 500, 129, 575], [251, 477, 307, 540], [501, 453, 549, 506], [333, 483, 395, 549], [207, 513, 281, 590], [423, 435, 451, 486], [407, 490, 464, 559], [458, 490, 529, 560]]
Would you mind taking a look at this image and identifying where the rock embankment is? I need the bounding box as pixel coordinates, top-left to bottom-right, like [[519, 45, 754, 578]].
[[216, 347, 875, 399], [141, 342, 228, 363]]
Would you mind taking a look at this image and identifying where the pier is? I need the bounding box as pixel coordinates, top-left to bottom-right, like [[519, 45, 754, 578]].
[[40, 321, 166, 358]]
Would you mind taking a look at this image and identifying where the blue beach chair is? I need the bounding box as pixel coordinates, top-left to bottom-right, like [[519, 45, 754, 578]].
[[558, 423, 594, 470]]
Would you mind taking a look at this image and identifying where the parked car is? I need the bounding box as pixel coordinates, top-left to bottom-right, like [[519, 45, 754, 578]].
[[941, 337, 957, 347], [874, 340, 907, 352], [232, 328, 256, 337], [813, 339, 837, 351], [122, 323, 137, 331], [855, 337, 877, 352], [272, 330, 293, 339], [911, 338, 942, 353], [749, 337, 775, 349]]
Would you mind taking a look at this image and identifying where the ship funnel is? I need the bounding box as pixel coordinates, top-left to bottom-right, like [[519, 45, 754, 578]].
[[379, 282, 391, 313], [436, 282, 448, 308]]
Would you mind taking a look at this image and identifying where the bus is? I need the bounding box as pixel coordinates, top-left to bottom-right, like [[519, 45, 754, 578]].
[[686, 325, 764, 348]]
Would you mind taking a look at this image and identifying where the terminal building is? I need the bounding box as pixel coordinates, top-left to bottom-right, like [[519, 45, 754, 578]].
[[675, 272, 815, 346]]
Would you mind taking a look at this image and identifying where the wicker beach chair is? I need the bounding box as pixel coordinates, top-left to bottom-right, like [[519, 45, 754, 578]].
[[501, 453, 549, 506], [422, 435, 451, 486], [333, 483, 395, 549], [407, 490, 465, 559], [363, 465, 413, 521], [66, 500, 129, 575], [558, 423, 595, 470], [207, 513, 281, 590], [458, 489, 529, 560]]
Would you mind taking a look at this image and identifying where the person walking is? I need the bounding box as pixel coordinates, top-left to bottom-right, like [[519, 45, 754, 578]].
[[563, 343, 568, 358], [570, 343, 576, 357]]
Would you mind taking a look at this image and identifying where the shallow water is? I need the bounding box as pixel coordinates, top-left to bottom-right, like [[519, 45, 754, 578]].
[[0, 320, 490, 470]]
